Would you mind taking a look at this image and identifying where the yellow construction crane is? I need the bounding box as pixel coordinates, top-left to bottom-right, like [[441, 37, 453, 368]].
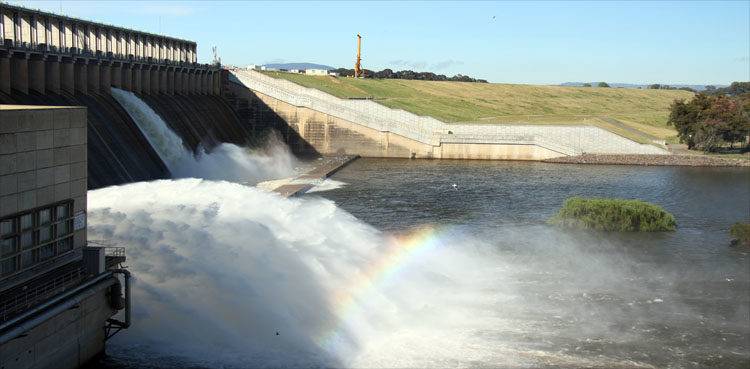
[[354, 34, 363, 78]]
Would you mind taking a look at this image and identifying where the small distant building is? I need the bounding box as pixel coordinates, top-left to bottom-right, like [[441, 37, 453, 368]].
[[260, 66, 278, 71], [289, 69, 301, 74], [246, 64, 259, 70], [305, 69, 329, 76], [328, 72, 340, 77]]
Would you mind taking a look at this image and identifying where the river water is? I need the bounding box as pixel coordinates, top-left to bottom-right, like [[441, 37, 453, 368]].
[[312, 158, 750, 368]]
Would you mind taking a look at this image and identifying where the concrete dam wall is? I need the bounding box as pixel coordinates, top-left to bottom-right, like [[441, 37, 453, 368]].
[[226, 82, 566, 160], [229, 69, 670, 160], [0, 4, 257, 189]]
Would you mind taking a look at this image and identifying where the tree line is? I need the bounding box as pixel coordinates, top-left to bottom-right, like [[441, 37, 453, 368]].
[[331, 68, 488, 83], [647, 84, 697, 92], [704, 82, 750, 96], [668, 82, 749, 152], [581, 82, 610, 87]]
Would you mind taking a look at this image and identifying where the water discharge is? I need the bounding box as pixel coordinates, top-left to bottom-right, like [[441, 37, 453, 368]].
[[111, 88, 298, 184], [92, 183, 662, 369]]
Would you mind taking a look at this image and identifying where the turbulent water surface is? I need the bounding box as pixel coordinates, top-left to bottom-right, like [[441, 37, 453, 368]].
[[97, 90, 749, 369], [94, 158, 749, 369]]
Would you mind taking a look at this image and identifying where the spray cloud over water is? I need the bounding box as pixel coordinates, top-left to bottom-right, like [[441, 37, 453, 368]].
[[90, 180, 510, 367], [88, 178, 745, 368], [111, 87, 297, 183]]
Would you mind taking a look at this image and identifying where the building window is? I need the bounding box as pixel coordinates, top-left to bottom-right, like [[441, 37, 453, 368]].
[[0, 219, 14, 236], [39, 208, 51, 225], [20, 231, 32, 249], [0, 200, 76, 278], [39, 226, 52, 243], [20, 214, 32, 231], [0, 257, 16, 276], [0, 237, 17, 257]]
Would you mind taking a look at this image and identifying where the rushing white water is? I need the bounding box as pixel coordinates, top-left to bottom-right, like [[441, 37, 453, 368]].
[[91, 180, 693, 369], [308, 179, 348, 193], [111, 88, 298, 184], [89, 180, 514, 368]]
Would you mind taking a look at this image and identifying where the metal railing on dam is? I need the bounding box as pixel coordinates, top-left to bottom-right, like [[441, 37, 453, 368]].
[[230, 69, 669, 156]]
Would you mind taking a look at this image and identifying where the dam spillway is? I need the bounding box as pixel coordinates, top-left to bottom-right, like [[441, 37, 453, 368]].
[[0, 3, 252, 189]]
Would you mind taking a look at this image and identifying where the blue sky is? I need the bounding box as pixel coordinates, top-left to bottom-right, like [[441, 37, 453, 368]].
[[8, 0, 750, 84]]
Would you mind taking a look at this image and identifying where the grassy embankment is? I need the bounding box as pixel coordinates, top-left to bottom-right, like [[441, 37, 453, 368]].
[[549, 197, 677, 232], [261, 71, 694, 144]]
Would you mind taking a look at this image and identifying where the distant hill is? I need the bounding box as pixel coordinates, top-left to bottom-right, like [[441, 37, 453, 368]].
[[560, 82, 728, 91], [262, 62, 335, 71]]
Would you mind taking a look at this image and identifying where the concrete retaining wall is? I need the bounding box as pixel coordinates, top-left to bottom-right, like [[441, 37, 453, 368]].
[[230, 69, 669, 160], [0, 279, 116, 369], [231, 84, 566, 160]]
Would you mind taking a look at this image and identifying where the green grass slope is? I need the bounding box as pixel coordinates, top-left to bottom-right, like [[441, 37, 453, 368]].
[[261, 71, 694, 143]]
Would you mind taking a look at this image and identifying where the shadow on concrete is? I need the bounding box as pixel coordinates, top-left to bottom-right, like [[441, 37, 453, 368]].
[[222, 77, 320, 159]]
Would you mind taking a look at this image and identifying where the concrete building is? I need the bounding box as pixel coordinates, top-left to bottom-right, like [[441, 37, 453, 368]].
[[0, 3, 220, 96], [0, 105, 129, 369]]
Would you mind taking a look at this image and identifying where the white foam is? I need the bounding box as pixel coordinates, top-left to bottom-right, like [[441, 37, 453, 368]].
[[307, 179, 347, 193], [111, 87, 297, 184]]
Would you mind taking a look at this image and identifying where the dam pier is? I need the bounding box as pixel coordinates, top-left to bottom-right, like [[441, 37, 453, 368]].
[[0, 3, 220, 97]]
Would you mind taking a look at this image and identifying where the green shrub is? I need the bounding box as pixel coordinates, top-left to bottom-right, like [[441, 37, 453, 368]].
[[730, 222, 750, 246], [550, 197, 677, 232]]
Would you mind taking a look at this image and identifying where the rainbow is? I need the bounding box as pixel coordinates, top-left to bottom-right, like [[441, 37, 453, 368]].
[[317, 225, 449, 350]]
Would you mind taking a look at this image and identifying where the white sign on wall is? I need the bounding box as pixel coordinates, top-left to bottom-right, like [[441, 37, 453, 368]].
[[74, 211, 86, 231]]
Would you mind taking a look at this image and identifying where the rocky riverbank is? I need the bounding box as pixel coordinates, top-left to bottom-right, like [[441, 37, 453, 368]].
[[546, 154, 749, 167]]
